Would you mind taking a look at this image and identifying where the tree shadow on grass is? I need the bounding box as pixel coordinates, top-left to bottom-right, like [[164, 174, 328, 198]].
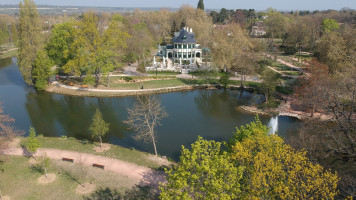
[[85, 169, 168, 200]]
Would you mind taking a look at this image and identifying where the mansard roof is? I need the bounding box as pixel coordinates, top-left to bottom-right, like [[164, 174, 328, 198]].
[[172, 27, 196, 44]]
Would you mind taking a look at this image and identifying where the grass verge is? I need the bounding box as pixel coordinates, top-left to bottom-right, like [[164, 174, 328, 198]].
[[0, 49, 17, 59], [20, 137, 167, 169], [0, 155, 138, 200]]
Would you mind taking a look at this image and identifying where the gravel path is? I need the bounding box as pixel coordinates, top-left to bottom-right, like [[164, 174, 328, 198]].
[[5, 147, 166, 185]]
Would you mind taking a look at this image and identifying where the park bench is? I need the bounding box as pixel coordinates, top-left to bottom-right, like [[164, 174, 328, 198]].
[[92, 163, 105, 169], [62, 157, 74, 163], [81, 85, 88, 88]]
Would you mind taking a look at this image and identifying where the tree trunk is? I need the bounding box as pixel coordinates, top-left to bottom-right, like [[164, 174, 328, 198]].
[[152, 140, 158, 156], [151, 132, 158, 156], [99, 136, 102, 148], [311, 105, 315, 117], [44, 168, 48, 178], [107, 73, 110, 87]]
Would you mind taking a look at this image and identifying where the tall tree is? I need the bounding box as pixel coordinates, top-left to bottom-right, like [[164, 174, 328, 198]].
[[126, 22, 154, 68], [228, 119, 339, 199], [197, 0, 204, 11], [294, 59, 329, 117], [45, 22, 76, 68], [264, 9, 286, 49], [67, 12, 129, 84], [18, 0, 43, 85], [321, 18, 340, 33], [211, 24, 252, 71], [160, 137, 243, 199], [125, 95, 168, 156], [161, 119, 339, 199], [32, 49, 53, 90], [316, 32, 347, 74], [260, 69, 280, 102], [89, 109, 110, 148]]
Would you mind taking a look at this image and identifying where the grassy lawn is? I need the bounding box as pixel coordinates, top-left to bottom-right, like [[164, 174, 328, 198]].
[[21, 137, 167, 169], [0, 155, 138, 200], [147, 71, 180, 75], [0, 48, 17, 59], [109, 78, 188, 89]]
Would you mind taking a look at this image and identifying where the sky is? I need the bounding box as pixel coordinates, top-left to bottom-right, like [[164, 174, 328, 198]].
[[0, 0, 355, 11]]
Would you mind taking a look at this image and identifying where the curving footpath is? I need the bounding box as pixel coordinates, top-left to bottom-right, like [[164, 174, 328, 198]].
[[5, 147, 166, 185], [50, 81, 193, 93]]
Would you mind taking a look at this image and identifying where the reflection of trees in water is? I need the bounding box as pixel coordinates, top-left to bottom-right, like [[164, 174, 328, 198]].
[[194, 90, 263, 120], [0, 57, 26, 87], [0, 57, 12, 69], [25, 92, 127, 140]]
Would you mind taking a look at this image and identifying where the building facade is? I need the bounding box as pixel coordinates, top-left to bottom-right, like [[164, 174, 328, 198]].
[[157, 27, 202, 63]]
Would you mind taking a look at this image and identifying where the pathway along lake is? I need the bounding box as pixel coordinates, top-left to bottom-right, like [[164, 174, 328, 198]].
[[0, 57, 301, 160]]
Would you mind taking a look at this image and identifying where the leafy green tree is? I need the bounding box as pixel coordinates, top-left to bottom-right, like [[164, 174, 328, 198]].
[[18, 0, 43, 85], [34, 154, 50, 177], [45, 22, 75, 67], [260, 69, 280, 102], [160, 136, 244, 200], [211, 24, 252, 71], [126, 22, 154, 68], [26, 126, 41, 157], [264, 9, 287, 48], [32, 49, 53, 90], [219, 73, 230, 89], [11, 22, 18, 45], [322, 18, 340, 33], [229, 119, 339, 199], [316, 32, 347, 73], [0, 22, 9, 46], [197, 0, 204, 11], [162, 118, 339, 199], [66, 12, 129, 83], [89, 109, 110, 148]]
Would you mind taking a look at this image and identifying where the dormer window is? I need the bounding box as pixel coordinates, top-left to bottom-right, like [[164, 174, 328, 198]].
[[182, 35, 187, 40]]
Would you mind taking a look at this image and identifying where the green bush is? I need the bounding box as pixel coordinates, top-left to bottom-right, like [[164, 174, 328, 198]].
[[83, 74, 95, 85], [123, 76, 133, 82], [60, 135, 67, 140]]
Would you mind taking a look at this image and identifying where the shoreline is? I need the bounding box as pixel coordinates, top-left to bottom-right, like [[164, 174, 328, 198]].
[[45, 81, 251, 97], [240, 104, 332, 121]]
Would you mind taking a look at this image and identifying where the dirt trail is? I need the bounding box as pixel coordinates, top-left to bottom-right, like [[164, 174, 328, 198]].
[[4, 147, 166, 185]]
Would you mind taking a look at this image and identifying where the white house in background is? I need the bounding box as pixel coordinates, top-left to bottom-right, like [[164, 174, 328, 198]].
[[251, 21, 266, 37], [157, 27, 203, 64]]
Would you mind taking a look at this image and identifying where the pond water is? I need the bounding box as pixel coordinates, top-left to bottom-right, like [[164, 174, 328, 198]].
[[0, 57, 301, 160]]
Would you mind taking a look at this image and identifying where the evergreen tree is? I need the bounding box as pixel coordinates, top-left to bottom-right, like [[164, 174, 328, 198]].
[[197, 0, 204, 11], [18, 0, 43, 85]]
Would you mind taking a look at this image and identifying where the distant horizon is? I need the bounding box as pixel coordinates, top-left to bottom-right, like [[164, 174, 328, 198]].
[[0, 0, 355, 11], [0, 4, 354, 12]]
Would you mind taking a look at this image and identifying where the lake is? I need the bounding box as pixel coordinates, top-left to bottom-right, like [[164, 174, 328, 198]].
[[0, 57, 301, 160]]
